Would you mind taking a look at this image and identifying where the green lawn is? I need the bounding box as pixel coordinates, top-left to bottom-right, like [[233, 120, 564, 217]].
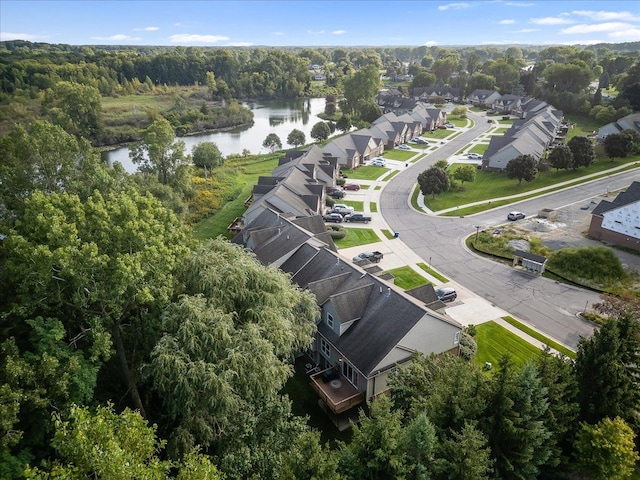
[[370, 202, 378, 213], [383, 266, 429, 290], [341, 200, 364, 211], [342, 166, 388, 180], [417, 263, 448, 283], [425, 129, 455, 140], [501, 316, 576, 358], [473, 321, 542, 369], [381, 229, 395, 239], [425, 156, 640, 212], [334, 228, 381, 248], [384, 150, 416, 161]]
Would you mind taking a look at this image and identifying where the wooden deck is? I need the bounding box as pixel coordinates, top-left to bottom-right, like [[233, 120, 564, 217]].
[[309, 369, 365, 414]]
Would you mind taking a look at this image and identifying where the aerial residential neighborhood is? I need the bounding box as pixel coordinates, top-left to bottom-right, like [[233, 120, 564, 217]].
[[2, 0, 640, 478]]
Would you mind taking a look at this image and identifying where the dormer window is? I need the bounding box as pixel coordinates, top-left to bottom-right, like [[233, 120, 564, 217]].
[[327, 313, 334, 328]]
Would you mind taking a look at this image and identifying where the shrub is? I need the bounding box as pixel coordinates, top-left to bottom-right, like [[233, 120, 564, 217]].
[[459, 331, 477, 360], [548, 246, 625, 284]]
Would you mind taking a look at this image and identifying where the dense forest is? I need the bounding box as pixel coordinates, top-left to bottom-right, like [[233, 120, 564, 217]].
[[1, 40, 640, 479]]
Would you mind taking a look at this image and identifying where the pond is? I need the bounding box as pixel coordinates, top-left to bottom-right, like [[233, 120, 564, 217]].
[[103, 97, 332, 173]]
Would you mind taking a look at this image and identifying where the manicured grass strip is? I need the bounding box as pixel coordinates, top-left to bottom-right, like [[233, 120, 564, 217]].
[[417, 262, 448, 283], [473, 321, 542, 369], [411, 184, 421, 210], [383, 266, 429, 290], [382, 229, 395, 239], [384, 150, 416, 161], [426, 156, 640, 212], [374, 185, 382, 191], [342, 166, 388, 180], [384, 170, 401, 180], [501, 316, 576, 358], [440, 162, 640, 216], [360, 184, 370, 190], [341, 200, 364, 211], [370, 202, 378, 213], [334, 228, 381, 248]]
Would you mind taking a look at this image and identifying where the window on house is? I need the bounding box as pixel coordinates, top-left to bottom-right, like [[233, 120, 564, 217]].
[[320, 338, 331, 358], [327, 313, 334, 328], [454, 331, 461, 345], [342, 360, 358, 388]]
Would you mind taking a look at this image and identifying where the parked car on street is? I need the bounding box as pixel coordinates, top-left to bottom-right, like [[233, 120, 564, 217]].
[[371, 157, 386, 166], [467, 153, 482, 159], [507, 211, 525, 221], [396, 144, 411, 150], [445, 123, 455, 128], [343, 183, 361, 191], [436, 287, 457, 302], [437, 125, 448, 129], [344, 213, 372, 223], [411, 137, 429, 144], [324, 213, 343, 223], [352, 251, 384, 263], [328, 189, 345, 199]]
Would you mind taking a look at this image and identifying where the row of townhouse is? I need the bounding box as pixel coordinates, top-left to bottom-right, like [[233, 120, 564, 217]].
[[232, 123, 462, 425], [481, 99, 565, 171], [234, 205, 462, 426]]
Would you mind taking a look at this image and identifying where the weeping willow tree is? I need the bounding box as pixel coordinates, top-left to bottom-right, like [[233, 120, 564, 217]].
[[145, 237, 324, 478]]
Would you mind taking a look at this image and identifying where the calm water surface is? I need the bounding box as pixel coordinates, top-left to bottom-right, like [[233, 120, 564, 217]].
[[104, 97, 332, 173]]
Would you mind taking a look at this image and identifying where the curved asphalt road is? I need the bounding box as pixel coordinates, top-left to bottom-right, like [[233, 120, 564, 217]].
[[380, 110, 639, 349]]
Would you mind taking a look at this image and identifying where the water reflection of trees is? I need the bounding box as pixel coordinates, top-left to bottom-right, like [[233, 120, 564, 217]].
[[269, 111, 304, 127]]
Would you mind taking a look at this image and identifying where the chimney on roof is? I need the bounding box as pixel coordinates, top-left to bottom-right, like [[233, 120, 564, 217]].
[[387, 287, 391, 296], [379, 286, 383, 294]]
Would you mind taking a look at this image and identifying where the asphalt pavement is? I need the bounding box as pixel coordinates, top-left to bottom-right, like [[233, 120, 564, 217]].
[[337, 110, 639, 350]]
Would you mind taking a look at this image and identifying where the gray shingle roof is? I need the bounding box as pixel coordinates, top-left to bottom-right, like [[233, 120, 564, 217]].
[[592, 181, 640, 216]]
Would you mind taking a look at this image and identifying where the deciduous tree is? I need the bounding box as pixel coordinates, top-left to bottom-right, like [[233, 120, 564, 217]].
[[452, 164, 476, 186], [23, 403, 222, 480], [603, 132, 634, 161], [505, 154, 537, 185], [418, 166, 450, 199], [548, 145, 573, 171], [262, 133, 282, 152], [44, 81, 103, 142], [310, 121, 331, 142], [567, 136, 595, 169], [192, 141, 224, 169], [130, 118, 188, 185], [574, 417, 638, 480], [146, 238, 319, 464], [286, 128, 306, 148]]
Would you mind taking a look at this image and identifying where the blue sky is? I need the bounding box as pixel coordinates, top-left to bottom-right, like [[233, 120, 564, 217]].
[[1, 1, 639, 47]]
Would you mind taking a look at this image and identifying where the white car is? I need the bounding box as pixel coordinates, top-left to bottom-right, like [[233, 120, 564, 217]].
[[445, 123, 455, 128], [412, 137, 429, 144], [370, 157, 386, 166], [396, 144, 411, 150], [467, 153, 482, 159]]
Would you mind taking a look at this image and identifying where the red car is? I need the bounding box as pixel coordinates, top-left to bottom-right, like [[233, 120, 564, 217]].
[[343, 183, 361, 191], [437, 125, 448, 129]]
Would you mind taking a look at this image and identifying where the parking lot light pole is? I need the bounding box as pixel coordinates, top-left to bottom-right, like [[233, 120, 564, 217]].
[[475, 225, 481, 241]]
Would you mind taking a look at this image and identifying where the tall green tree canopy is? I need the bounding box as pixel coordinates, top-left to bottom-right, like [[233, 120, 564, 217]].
[[506, 154, 537, 185], [418, 166, 450, 199], [567, 136, 595, 169], [262, 133, 282, 152], [342, 64, 381, 115], [286, 128, 306, 148], [310, 121, 331, 142], [146, 238, 318, 460], [192, 141, 224, 169], [130, 118, 188, 186], [2, 189, 189, 415], [43, 81, 103, 143]]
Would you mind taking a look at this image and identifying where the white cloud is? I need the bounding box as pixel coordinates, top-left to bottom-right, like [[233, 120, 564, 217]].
[[572, 10, 640, 22], [609, 28, 640, 40], [145, 26, 159, 31], [332, 30, 347, 35], [423, 40, 439, 46], [499, 19, 515, 25], [91, 34, 141, 41], [0, 31, 42, 41], [168, 34, 229, 43], [273, 31, 284, 36], [307, 29, 325, 35], [562, 39, 605, 46], [438, 3, 469, 11], [530, 16, 572, 25], [513, 28, 539, 33], [560, 22, 634, 34]]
